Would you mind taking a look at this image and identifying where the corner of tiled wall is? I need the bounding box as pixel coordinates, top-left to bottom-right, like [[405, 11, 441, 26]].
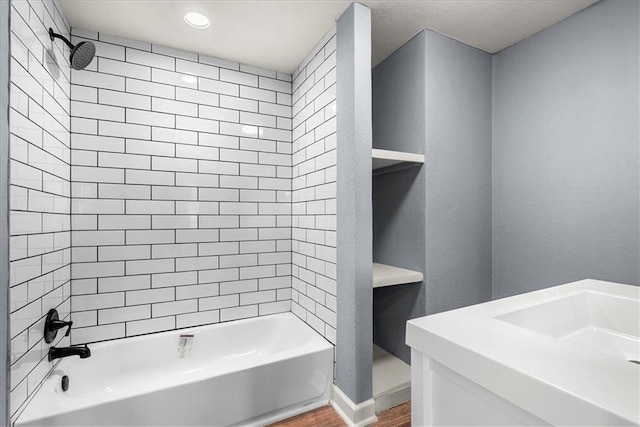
[[291, 27, 338, 344], [9, 0, 72, 419], [68, 29, 294, 344]]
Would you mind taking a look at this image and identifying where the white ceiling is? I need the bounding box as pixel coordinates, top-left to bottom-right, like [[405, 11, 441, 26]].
[[60, 0, 598, 74]]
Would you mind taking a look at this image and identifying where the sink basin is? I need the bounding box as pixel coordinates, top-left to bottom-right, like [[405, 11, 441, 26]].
[[497, 290, 640, 362]]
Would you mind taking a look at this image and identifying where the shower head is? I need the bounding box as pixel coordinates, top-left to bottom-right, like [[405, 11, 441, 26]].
[[49, 28, 96, 70], [70, 41, 96, 70]]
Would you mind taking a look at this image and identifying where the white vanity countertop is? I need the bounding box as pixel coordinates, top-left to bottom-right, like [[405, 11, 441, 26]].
[[406, 279, 640, 426]]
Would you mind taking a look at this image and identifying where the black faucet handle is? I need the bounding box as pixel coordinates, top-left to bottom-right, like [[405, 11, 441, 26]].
[[50, 319, 73, 336], [44, 309, 73, 343]]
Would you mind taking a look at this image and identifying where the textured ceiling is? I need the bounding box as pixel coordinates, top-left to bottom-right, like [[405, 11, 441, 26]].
[[364, 0, 599, 67], [60, 0, 598, 74]]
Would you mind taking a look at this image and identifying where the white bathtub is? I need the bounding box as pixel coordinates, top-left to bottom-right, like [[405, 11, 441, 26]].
[[15, 313, 333, 427]]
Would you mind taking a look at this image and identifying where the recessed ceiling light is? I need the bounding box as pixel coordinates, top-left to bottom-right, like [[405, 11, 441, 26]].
[[184, 12, 210, 29]]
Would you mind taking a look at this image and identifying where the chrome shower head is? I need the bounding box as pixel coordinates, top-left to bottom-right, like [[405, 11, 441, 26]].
[[49, 28, 96, 70]]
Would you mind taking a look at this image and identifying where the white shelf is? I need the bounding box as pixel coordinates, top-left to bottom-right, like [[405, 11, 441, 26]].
[[373, 344, 411, 413], [373, 263, 423, 288], [372, 148, 424, 174]]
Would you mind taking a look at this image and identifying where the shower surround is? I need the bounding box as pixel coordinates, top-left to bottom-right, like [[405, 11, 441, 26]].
[[9, 0, 338, 419], [68, 28, 294, 344]]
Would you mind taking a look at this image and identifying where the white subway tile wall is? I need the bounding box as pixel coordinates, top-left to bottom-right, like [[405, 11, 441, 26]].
[[9, 5, 339, 417], [69, 30, 294, 343], [291, 28, 337, 344], [9, 0, 72, 418]]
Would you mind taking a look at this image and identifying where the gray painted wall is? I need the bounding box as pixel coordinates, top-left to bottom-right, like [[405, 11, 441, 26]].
[[336, 3, 373, 405], [423, 30, 493, 314], [492, 0, 640, 298], [372, 32, 427, 364], [1, 0, 10, 423]]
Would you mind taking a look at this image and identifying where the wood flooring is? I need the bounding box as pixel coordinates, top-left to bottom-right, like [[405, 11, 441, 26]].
[[268, 402, 411, 427]]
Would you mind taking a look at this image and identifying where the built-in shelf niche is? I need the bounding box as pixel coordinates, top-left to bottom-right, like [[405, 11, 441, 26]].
[[371, 148, 424, 412]]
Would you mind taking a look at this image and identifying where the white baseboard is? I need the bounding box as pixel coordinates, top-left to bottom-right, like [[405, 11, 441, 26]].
[[374, 384, 411, 413], [330, 384, 378, 426]]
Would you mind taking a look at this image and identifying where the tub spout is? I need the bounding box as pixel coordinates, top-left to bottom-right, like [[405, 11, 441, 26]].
[[48, 345, 91, 362]]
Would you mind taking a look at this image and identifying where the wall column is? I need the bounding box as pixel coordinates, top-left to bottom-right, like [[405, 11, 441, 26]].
[[336, 2, 373, 405]]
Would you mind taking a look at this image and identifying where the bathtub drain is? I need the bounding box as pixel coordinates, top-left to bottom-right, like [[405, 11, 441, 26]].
[[61, 375, 69, 392]]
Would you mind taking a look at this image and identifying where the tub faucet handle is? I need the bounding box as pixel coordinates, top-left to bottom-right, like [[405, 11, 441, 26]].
[[44, 309, 73, 343], [56, 319, 73, 336]]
